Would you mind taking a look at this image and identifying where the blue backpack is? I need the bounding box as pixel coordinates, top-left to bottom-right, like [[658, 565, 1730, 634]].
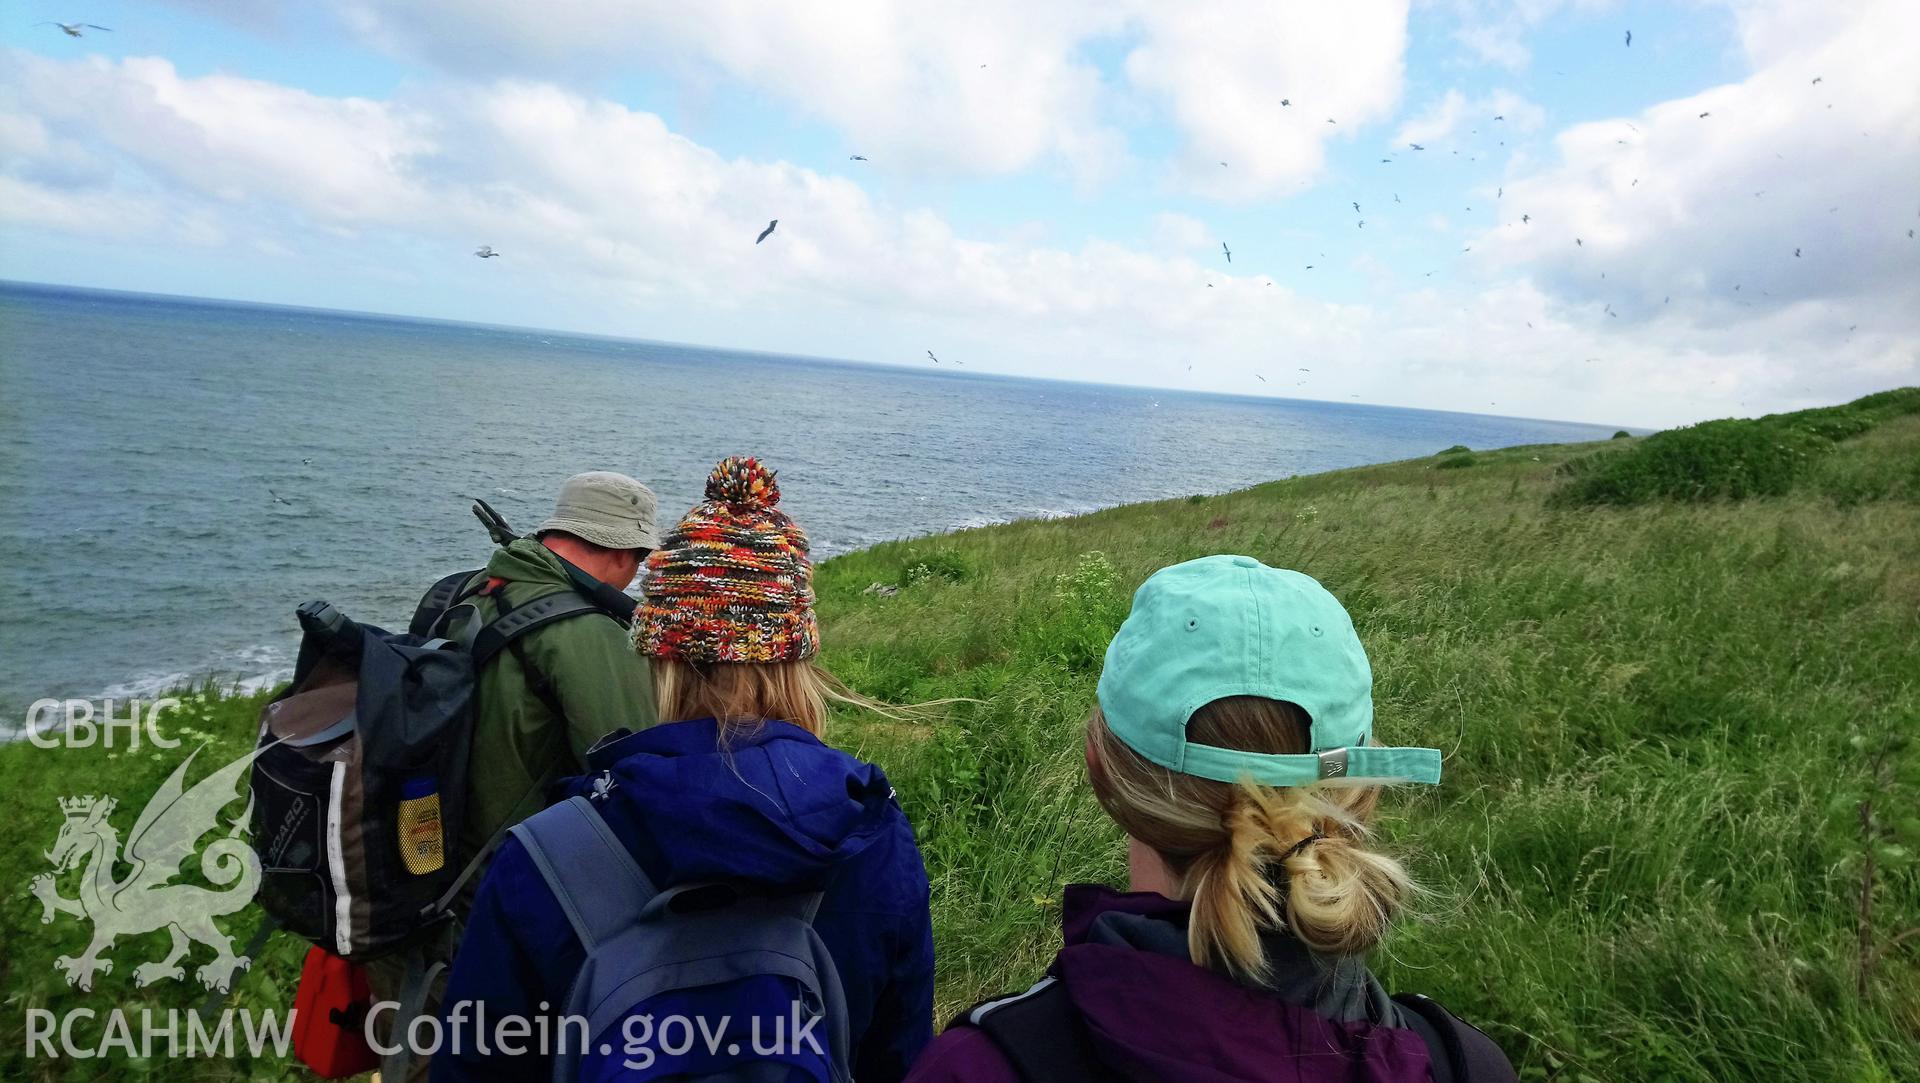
[[509, 795, 854, 1083]]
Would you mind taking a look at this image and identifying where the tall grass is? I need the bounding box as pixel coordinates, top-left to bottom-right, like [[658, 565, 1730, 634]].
[[2, 404, 1916, 1080]]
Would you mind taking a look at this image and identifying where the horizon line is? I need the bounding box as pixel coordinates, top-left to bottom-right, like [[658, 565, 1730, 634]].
[[0, 276, 1651, 432]]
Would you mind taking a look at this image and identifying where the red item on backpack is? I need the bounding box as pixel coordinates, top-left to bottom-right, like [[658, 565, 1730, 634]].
[[292, 945, 381, 1079]]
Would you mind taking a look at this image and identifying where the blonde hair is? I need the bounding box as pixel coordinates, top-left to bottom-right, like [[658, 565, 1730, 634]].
[[1086, 697, 1412, 982], [652, 657, 901, 740]]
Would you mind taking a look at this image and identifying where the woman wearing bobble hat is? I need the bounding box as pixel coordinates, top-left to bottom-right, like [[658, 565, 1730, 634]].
[[906, 555, 1516, 1083], [438, 458, 935, 1083]]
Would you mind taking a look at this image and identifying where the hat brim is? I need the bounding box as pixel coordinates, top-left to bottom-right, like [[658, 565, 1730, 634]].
[[536, 516, 659, 552]]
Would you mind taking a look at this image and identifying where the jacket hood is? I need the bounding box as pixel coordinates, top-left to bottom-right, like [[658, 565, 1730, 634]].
[[1048, 884, 1431, 1082], [568, 718, 898, 891], [484, 537, 574, 588]]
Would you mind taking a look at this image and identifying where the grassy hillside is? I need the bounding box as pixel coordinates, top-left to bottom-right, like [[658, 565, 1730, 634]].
[[4, 393, 1917, 1081]]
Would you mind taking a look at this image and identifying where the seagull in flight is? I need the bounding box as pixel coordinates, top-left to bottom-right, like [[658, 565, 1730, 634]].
[[473, 245, 500, 258], [1222, 242, 1232, 263], [848, 155, 868, 161], [39, 21, 110, 36], [1409, 143, 1425, 150], [269, 489, 293, 506], [926, 350, 940, 364], [1352, 201, 1361, 213], [1812, 76, 1823, 84], [1698, 111, 1711, 118], [1624, 30, 1632, 47], [1522, 214, 1531, 224], [755, 219, 778, 244], [1281, 98, 1291, 106]]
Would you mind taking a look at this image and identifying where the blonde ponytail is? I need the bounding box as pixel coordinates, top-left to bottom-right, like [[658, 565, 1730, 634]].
[[1087, 698, 1412, 982]]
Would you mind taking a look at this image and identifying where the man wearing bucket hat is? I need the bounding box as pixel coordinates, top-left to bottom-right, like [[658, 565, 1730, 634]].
[[371, 472, 665, 1080], [907, 555, 1514, 1082], [428, 471, 665, 876]]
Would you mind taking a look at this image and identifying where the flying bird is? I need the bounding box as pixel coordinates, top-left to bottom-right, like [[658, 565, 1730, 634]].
[[473, 245, 500, 258], [848, 155, 868, 161], [269, 489, 293, 506], [1576, 238, 1584, 246], [1256, 374, 1267, 382], [926, 350, 940, 364], [1698, 111, 1710, 118], [1220, 161, 1229, 167], [1625, 30, 1632, 47], [1393, 193, 1401, 203], [1222, 242, 1232, 263], [1326, 118, 1336, 124], [1493, 114, 1505, 121], [1352, 201, 1361, 213], [1281, 99, 1291, 106], [39, 21, 110, 36], [755, 219, 778, 244], [1522, 213, 1531, 224], [1795, 247, 1802, 257], [1409, 143, 1424, 151]]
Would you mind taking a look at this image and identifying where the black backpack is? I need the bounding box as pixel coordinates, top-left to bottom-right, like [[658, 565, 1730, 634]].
[[959, 978, 1517, 1083], [249, 500, 617, 960]]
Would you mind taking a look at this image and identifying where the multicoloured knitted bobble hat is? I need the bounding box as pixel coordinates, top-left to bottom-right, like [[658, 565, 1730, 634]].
[[638, 457, 820, 664]]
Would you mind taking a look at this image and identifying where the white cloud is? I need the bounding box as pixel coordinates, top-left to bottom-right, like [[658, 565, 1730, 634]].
[[1471, 0, 1919, 408], [1148, 212, 1215, 255], [1439, 0, 1621, 71], [1395, 87, 1544, 148], [0, 51, 431, 226], [163, 0, 1411, 200], [1124, 1, 1411, 200], [323, 1, 1133, 182]]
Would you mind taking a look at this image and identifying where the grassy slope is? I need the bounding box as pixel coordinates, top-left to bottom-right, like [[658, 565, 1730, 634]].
[[4, 414, 1917, 1081]]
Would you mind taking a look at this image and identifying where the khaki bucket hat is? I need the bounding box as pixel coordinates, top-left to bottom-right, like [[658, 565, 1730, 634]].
[[536, 472, 660, 552]]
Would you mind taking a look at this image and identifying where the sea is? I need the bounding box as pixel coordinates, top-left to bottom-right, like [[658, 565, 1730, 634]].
[[0, 280, 1626, 721]]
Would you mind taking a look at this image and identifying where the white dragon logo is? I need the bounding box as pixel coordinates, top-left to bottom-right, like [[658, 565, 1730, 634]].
[[30, 744, 264, 993]]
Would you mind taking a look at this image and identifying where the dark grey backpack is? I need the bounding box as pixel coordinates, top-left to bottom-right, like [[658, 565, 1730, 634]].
[[510, 795, 854, 1083]]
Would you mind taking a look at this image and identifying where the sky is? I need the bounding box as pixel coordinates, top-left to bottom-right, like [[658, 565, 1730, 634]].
[[1, 1, 1915, 428]]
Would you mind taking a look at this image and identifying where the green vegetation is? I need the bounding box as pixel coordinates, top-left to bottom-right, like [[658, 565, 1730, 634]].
[[4, 393, 1918, 1081], [1550, 387, 1920, 508]]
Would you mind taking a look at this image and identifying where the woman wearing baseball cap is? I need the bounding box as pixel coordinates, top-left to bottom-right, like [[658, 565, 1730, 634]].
[[907, 555, 1514, 1083]]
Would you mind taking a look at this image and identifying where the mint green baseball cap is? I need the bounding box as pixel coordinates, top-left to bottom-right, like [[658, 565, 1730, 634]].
[[1096, 555, 1442, 787]]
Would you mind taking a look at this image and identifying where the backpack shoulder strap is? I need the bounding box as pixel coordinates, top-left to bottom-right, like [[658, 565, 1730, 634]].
[[468, 590, 605, 673], [958, 976, 1104, 1082], [508, 796, 658, 950], [1391, 993, 1517, 1083], [410, 568, 484, 637]]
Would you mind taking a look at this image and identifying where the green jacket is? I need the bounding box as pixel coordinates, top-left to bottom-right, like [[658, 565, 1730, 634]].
[[457, 538, 657, 867]]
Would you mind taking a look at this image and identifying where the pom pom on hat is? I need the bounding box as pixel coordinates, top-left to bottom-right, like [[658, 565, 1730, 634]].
[[705, 456, 781, 507]]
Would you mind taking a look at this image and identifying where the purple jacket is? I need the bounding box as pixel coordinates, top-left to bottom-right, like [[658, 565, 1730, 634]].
[[907, 884, 1440, 1083]]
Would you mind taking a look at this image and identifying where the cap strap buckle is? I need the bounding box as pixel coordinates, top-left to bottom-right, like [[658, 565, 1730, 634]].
[[1315, 749, 1349, 779]]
